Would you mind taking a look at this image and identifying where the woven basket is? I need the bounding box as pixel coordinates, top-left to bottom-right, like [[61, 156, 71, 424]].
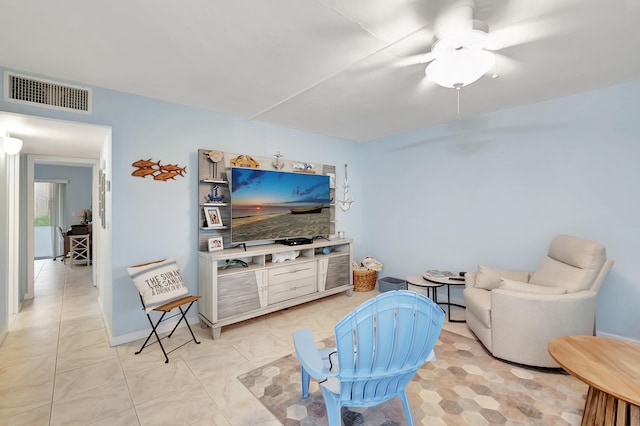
[[353, 269, 377, 292]]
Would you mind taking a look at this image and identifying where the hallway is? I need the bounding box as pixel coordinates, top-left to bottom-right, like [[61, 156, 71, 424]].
[[0, 260, 115, 424]]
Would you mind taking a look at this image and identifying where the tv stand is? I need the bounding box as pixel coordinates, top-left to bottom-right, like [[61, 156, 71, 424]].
[[312, 235, 330, 241], [198, 238, 353, 339]]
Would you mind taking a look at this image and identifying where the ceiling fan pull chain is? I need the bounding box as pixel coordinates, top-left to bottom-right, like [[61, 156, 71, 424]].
[[454, 82, 463, 115]]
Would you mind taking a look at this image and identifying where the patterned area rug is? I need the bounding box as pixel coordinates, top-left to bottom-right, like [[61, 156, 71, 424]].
[[238, 330, 588, 425]]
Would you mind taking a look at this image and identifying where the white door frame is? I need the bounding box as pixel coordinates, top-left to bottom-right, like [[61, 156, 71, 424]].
[[6, 153, 20, 322]]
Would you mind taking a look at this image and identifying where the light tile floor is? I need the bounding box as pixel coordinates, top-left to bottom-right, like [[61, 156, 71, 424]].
[[0, 259, 471, 426]]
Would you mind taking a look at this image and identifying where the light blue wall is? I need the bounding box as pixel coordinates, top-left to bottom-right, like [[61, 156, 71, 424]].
[[361, 81, 640, 340], [0, 66, 362, 340], [103, 92, 362, 337], [34, 164, 93, 228], [2, 64, 638, 341]]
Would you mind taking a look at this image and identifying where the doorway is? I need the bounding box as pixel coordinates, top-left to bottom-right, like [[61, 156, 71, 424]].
[[33, 181, 67, 260], [26, 156, 99, 298], [0, 111, 112, 334]]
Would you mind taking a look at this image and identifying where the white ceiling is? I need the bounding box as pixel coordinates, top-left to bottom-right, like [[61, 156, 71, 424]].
[[0, 112, 109, 158], [0, 0, 639, 144]]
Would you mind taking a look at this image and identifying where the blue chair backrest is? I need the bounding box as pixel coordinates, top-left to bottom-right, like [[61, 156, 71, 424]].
[[334, 290, 444, 405]]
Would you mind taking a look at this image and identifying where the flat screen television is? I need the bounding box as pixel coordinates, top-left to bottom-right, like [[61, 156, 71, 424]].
[[230, 167, 331, 243]]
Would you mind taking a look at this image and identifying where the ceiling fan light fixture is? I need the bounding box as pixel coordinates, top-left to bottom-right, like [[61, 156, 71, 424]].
[[425, 48, 495, 88]]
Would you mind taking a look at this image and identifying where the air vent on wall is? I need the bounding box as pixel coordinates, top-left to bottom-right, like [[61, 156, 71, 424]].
[[4, 72, 91, 113]]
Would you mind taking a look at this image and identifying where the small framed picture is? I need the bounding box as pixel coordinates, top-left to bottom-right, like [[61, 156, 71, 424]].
[[208, 236, 224, 252], [204, 206, 223, 228]]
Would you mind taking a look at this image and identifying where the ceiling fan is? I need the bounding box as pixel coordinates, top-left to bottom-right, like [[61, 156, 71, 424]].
[[420, 0, 501, 90]]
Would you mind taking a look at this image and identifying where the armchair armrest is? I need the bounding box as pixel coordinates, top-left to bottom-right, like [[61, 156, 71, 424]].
[[464, 272, 477, 289], [491, 289, 597, 367], [293, 328, 335, 380]]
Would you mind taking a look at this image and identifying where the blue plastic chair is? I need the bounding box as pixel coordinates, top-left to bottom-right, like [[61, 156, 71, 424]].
[[293, 290, 445, 425]]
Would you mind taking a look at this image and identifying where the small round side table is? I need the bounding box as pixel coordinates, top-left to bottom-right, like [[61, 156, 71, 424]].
[[406, 275, 444, 305], [422, 272, 466, 323]]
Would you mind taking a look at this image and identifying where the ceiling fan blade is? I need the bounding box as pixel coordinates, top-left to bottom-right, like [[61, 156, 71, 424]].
[[433, 0, 476, 40], [420, 52, 437, 63], [484, 0, 617, 51], [486, 21, 556, 50], [487, 52, 520, 78], [394, 52, 436, 68]]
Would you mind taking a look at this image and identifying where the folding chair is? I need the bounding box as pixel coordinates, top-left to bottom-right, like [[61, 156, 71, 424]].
[[136, 294, 201, 363], [127, 258, 201, 363]]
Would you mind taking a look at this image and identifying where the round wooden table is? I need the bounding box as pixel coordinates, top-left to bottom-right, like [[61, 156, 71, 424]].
[[548, 335, 640, 425]]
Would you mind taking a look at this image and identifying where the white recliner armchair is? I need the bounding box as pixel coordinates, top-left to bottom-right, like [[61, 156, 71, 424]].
[[463, 234, 613, 368]]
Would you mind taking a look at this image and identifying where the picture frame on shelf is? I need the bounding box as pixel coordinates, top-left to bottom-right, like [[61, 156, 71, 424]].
[[204, 206, 223, 228], [208, 236, 224, 252]]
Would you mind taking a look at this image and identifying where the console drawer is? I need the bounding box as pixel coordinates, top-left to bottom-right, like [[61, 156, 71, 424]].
[[268, 262, 318, 304], [268, 262, 317, 284], [269, 276, 317, 304]]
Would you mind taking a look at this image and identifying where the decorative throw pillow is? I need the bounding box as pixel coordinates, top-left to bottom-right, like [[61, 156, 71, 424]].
[[475, 265, 529, 290], [529, 257, 586, 293], [499, 278, 567, 295], [127, 258, 189, 312]]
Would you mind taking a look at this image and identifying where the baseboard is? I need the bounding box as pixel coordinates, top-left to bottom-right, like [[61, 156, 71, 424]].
[[0, 326, 7, 348], [596, 330, 640, 344], [97, 296, 113, 345], [109, 314, 201, 347]]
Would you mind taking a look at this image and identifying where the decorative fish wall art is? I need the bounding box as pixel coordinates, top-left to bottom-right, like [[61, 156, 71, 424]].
[[131, 159, 187, 181]]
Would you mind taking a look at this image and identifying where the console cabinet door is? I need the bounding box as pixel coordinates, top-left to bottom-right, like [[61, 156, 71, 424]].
[[217, 271, 262, 320], [325, 254, 350, 290]]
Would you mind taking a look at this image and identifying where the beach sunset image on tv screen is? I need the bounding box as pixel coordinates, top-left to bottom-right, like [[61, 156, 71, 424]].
[[230, 168, 331, 243]]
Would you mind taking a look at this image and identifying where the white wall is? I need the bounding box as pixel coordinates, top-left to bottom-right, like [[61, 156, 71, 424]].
[[96, 132, 113, 339], [361, 81, 640, 341], [0, 149, 8, 342], [0, 146, 20, 343]]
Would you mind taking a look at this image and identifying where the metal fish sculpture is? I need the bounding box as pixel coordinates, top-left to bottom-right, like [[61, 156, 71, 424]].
[[131, 158, 186, 181]]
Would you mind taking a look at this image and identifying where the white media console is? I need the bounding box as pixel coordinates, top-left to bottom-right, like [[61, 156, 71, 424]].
[[198, 238, 353, 339]]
